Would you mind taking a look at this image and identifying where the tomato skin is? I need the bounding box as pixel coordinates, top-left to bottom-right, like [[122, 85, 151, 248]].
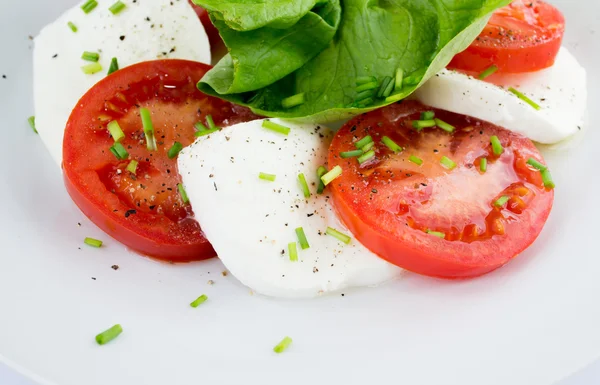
[[63, 60, 258, 262], [328, 101, 554, 278], [189, 1, 222, 48], [449, 0, 565, 74]]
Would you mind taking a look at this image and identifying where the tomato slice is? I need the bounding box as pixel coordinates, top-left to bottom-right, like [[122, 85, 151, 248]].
[[449, 0, 565, 74], [328, 101, 554, 278], [63, 60, 258, 262], [189, 1, 222, 48]]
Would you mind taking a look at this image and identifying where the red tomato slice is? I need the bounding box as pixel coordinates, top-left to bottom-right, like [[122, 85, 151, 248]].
[[449, 0, 565, 74], [189, 1, 222, 48], [328, 101, 554, 278], [63, 60, 258, 262]]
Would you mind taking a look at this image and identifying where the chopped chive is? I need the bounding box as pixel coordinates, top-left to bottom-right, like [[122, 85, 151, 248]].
[[354, 135, 373, 149], [382, 76, 396, 98], [426, 230, 445, 239], [28, 116, 38, 134], [109, 1, 126, 15], [81, 0, 98, 14], [409, 155, 423, 166], [508, 87, 541, 110], [478, 64, 498, 80], [95, 324, 122, 345], [355, 97, 374, 107], [297, 173, 311, 198], [126, 160, 138, 174], [321, 165, 342, 186], [316, 166, 327, 194], [110, 142, 129, 160], [394, 68, 404, 91], [420, 111, 435, 120], [288, 242, 298, 262], [435, 118, 455, 133], [412, 120, 436, 131], [281, 93, 305, 109], [67, 21, 78, 32], [440, 156, 456, 170], [376, 76, 393, 98], [205, 115, 217, 130], [356, 90, 375, 102], [194, 121, 209, 132], [490, 135, 503, 156], [326, 227, 351, 244], [262, 120, 290, 136], [107, 57, 119, 75], [81, 62, 103, 75], [527, 158, 548, 171], [381, 136, 402, 153], [361, 141, 375, 152], [107, 120, 124, 142], [494, 195, 510, 208], [190, 294, 208, 308], [81, 51, 100, 62], [167, 142, 183, 159], [295, 227, 310, 250], [178, 183, 189, 204], [139, 108, 157, 151], [195, 128, 219, 137], [541, 169, 555, 189], [340, 150, 363, 159], [84, 237, 103, 248], [273, 336, 293, 353], [355, 81, 378, 93], [356, 76, 376, 85], [358, 150, 375, 164], [259, 172, 276, 182], [480, 158, 488, 173]]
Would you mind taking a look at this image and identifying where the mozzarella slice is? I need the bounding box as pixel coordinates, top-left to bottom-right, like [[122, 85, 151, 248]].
[[178, 119, 403, 298], [413, 47, 587, 144], [33, 0, 211, 166]]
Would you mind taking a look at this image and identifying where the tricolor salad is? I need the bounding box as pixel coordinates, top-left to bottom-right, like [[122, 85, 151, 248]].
[[31, 0, 586, 307]]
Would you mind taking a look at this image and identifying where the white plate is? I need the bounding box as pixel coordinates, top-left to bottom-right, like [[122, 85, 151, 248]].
[[1, 1, 598, 385]]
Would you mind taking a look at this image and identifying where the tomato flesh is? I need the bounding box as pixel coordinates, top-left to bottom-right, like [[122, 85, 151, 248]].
[[328, 101, 554, 278], [63, 60, 258, 262], [449, 0, 565, 74]]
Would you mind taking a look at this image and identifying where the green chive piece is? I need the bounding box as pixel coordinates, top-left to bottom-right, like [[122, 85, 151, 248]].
[[480, 158, 488, 173], [440, 156, 456, 170], [295, 227, 310, 250], [426, 230, 445, 239], [412, 120, 436, 131], [262, 120, 290, 135], [84, 237, 103, 248], [139, 108, 157, 151], [376, 76, 393, 99], [321, 165, 342, 186], [205, 115, 217, 130], [355, 97, 374, 108], [28, 116, 38, 134], [356, 90, 375, 102], [326, 227, 351, 244], [107, 57, 119, 75], [167, 142, 183, 159], [435, 118, 455, 133], [494, 195, 510, 207], [384, 93, 404, 103], [361, 141, 375, 152], [107, 120, 125, 142], [110, 142, 129, 160], [259, 172, 276, 182], [298, 173, 311, 198], [178, 183, 190, 204], [490, 135, 503, 156], [190, 294, 208, 308], [288, 242, 298, 262], [409, 155, 423, 166], [541, 169, 555, 189], [527, 158, 548, 171], [355, 135, 373, 149], [421, 111, 435, 120], [355, 81, 378, 93], [109, 1, 126, 15], [358, 150, 375, 164], [126, 160, 138, 174], [195, 128, 219, 137], [382, 76, 396, 98], [95, 324, 122, 345], [67, 21, 78, 32], [340, 150, 363, 159], [394, 68, 404, 91], [281, 93, 305, 109], [81, 62, 103, 75], [381, 136, 402, 153], [356, 76, 376, 85], [274, 336, 293, 353], [81, 51, 100, 62], [508, 87, 541, 110], [478, 64, 498, 80], [194, 121, 209, 132], [316, 166, 327, 194], [81, 0, 98, 14]]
